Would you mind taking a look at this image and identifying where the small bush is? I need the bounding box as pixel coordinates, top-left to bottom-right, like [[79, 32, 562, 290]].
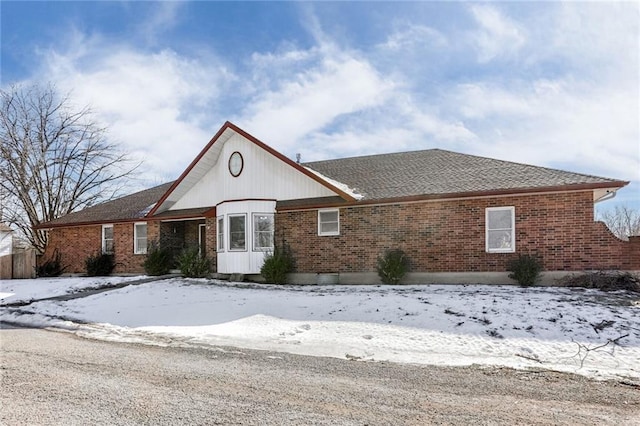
[[85, 252, 115, 276], [177, 248, 211, 278], [143, 242, 173, 276], [559, 271, 640, 293], [36, 249, 66, 277], [377, 249, 409, 284], [260, 245, 294, 284], [507, 254, 543, 287]]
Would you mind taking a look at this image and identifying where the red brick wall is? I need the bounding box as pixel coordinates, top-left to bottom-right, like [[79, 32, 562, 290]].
[[184, 220, 204, 250], [112, 222, 152, 274], [42, 191, 638, 275], [41, 225, 102, 273], [278, 191, 639, 273], [42, 221, 161, 274], [205, 217, 217, 270]]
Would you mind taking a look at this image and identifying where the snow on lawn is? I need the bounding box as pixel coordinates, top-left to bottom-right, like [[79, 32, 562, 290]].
[[0, 276, 144, 304], [2, 278, 639, 381]]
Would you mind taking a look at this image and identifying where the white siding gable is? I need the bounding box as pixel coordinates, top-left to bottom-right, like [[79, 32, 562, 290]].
[[169, 132, 339, 211]]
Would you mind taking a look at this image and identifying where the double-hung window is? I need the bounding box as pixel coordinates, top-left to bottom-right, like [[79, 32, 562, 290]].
[[134, 222, 147, 254], [318, 209, 340, 236], [102, 224, 114, 254], [486, 207, 515, 253], [229, 214, 246, 251], [253, 213, 274, 251], [217, 217, 224, 252]]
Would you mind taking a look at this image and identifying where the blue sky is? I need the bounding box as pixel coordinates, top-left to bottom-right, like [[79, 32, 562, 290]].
[[1, 1, 638, 211]]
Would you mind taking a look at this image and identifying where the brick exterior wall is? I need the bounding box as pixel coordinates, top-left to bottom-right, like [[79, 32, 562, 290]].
[[278, 191, 640, 273], [41, 221, 160, 274], [205, 217, 218, 270], [41, 190, 639, 275], [41, 224, 102, 273]]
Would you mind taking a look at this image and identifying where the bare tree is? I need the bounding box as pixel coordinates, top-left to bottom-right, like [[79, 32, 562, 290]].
[[0, 83, 138, 253], [598, 205, 640, 241]]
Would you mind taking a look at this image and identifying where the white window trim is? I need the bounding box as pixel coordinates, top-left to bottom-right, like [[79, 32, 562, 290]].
[[102, 224, 114, 254], [485, 206, 516, 253], [217, 216, 224, 252], [228, 214, 247, 252], [133, 222, 147, 255], [252, 213, 274, 252], [318, 209, 340, 236]]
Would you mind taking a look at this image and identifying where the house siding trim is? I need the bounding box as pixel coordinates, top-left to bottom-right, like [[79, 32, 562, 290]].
[[276, 186, 627, 212]]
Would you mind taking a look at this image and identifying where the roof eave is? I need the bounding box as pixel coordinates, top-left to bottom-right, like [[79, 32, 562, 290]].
[[34, 217, 147, 230], [276, 181, 630, 211]]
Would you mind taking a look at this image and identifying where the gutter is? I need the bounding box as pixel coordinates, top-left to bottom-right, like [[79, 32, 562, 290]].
[[595, 189, 618, 203]]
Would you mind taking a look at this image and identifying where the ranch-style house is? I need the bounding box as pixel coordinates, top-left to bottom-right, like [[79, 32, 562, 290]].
[[37, 122, 640, 284]]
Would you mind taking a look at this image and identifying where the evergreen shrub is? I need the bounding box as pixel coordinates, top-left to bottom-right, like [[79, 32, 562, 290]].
[[143, 242, 172, 276], [85, 252, 115, 276], [377, 249, 409, 284], [177, 248, 211, 278], [260, 245, 294, 284], [36, 249, 66, 277], [507, 254, 543, 287]]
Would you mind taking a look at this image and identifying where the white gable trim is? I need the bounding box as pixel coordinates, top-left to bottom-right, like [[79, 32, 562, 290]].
[[149, 122, 355, 216]]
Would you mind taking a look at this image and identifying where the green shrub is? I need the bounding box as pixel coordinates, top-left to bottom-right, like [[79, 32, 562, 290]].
[[177, 248, 211, 278], [85, 252, 115, 276], [36, 249, 66, 277], [507, 254, 543, 287], [143, 242, 173, 276], [377, 249, 409, 284], [260, 245, 294, 284]]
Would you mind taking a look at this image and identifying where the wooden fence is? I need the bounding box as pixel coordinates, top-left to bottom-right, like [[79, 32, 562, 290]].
[[0, 254, 11, 280], [0, 248, 36, 279]]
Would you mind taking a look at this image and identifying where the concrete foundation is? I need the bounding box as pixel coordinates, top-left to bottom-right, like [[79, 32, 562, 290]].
[[283, 271, 633, 286]]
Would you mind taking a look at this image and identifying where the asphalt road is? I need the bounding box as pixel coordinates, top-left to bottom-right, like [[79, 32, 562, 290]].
[[1, 325, 638, 425]]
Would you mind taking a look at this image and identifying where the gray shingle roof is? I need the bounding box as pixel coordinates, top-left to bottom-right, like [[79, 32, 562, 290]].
[[40, 148, 627, 228], [302, 149, 625, 201], [39, 182, 174, 228]]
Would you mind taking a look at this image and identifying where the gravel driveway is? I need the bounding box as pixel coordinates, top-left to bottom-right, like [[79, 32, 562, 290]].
[[1, 325, 638, 425]]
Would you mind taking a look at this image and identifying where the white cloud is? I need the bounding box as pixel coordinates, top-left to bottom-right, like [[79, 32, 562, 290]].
[[447, 78, 639, 183], [551, 2, 638, 72], [11, 3, 637, 209], [468, 4, 526, 63], [441, 3, 639, 187], [238, 53, 396, 152], [30, 33, 235, 186], [138, 2, 184, 44], [378, 24, 447, 51]]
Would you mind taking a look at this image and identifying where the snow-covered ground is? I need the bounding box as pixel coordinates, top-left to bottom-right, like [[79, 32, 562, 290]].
[[0, 276, 143, 304], [1, 277, 639, 382]]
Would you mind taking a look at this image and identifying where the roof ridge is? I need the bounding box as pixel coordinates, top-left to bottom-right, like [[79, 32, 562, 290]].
[[302, 148, 443, 165], [303, 147, 620, 182]]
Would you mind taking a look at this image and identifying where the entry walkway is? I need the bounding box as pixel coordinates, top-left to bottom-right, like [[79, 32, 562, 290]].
[[0, 274, 179, 308]]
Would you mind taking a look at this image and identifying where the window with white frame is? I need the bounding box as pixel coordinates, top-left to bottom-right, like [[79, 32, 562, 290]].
[[486, 207, 515, 253], [253, 213, 274, 251], [134, 222, 147, 254], [217, 217, 224, 251], [102, 224, 114, 254], [229, 214, 246, 251], [318, 209, 340, 236]]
